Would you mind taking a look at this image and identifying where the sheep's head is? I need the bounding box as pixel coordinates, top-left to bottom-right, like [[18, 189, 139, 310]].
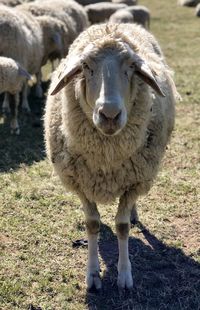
[[51, 41, 165, 136]]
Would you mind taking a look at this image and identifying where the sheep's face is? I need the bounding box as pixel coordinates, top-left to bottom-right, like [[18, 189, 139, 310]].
[[82, 51, 134, 136], [51, 42, 165, 136]]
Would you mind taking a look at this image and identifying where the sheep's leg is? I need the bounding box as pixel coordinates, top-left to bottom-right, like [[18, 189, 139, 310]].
[[82, 198, 101, 290], [21, 82, 31, 114], [116, 193, 136, 290], [130, 204, 139, 225], [2, 93, 10, 114], [9, 93, 20, 135], [35, 71, 43, 98]]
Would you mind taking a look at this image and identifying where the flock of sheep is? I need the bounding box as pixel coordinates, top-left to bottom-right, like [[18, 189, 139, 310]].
[[0, 0, 150, 135], [178, 0, 200, 16]]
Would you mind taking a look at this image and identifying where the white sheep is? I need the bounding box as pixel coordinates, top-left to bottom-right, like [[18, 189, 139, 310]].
[[127, 5, 151, 29], [75, 0, 111, 5], [85, 2, 127, 24], [109, 8, 134, 23], [18, 0, 89, 69], [44, 23, 178, 290], [178, 0, 200, 6], [196, 3, 200, 15], [0, 56, 31, 134], [112, 0, 137, 5], [0, 0, 22, 7], [0, 4, 44, 132]]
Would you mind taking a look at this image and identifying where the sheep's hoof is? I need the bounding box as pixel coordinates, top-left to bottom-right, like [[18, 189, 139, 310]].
[[2, 106, 11, 115], [117, 269, 133, 290], [130, 206, 139, 225], [10, 127, 20, 135], [86, 271, 102, 291]]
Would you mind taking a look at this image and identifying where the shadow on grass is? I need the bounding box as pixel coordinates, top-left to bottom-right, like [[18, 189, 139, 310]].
[[0, 83, 49, 172], [86, 223, 200, 310]]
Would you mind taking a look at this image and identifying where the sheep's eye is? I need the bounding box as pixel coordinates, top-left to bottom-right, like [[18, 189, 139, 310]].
[[130, 63, 135, 69], [82, 62, 93, 76], [83, 62, 90, 70]]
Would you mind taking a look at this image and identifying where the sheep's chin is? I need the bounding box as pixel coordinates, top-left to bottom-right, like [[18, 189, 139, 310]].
[[97, 127, 123, 137]]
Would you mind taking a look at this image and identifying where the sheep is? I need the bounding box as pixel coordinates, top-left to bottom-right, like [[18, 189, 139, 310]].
[[18, 0, 89, 64], [112, 0, 137, 5], [126, 5, 151, 29], [196, 3, 200, 15], [0, 56, 31, 134], [0, 4, 44, 132], [0, 0, 22, 7], [178, 0, 200, 6], [109, 8, 134, 23], [85, 2, 127, 24], [30, 16, 67, 66], [75, 0, 111, 5], [44, 23, 177, 290], [18, 0, 89, 35]]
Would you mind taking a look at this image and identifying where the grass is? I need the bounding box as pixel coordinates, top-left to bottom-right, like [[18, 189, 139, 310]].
[[0, 0, 200, 309]]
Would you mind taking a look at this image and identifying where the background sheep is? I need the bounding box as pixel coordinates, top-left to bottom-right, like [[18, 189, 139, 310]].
[[75, 0, 111, 5], [85, 2, 127, 23], [18, 0, 89, 65], [0, 0, 22, 7], [127, 5, 151, 29], [112, 0, 137, 5], [0, 56, 31, 134], [178, 0, 200, 6], [44, 23, 177, 290], [196, 3, 200, 15], [0, 5, 44, 132], [109, 8, 134, 23]]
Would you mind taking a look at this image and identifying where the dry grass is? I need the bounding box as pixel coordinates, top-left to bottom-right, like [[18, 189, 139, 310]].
[[0, 0, 200, 309]]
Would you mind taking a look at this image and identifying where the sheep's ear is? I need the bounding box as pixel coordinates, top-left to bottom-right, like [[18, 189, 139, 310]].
[[18, 65, 32, 80], [50, 57, 82, 95], [123, 42, 165, 97], [135, 61, 165, 97], [50, 44, 95, 96]]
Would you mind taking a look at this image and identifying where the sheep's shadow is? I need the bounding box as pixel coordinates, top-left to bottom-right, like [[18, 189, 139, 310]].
[[0, 83, 49, 172], [85, 222, 200, 310]]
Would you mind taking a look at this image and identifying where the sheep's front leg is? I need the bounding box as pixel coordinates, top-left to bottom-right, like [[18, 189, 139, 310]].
[[2, 93, 10, 114], [35, 71, 43, 98], [9, 93, 20, 135], [82, 199, 101, 290], [115, 194, 136, 290], [21, 83, 31, 114]]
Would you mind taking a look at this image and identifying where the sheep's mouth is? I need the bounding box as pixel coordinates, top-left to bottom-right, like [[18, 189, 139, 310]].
[[100, 127, 120, 136], [93, 115, 125, 136]]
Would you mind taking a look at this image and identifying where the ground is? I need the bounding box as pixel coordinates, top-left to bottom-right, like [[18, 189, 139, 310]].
[[0, 0, 200, 309]]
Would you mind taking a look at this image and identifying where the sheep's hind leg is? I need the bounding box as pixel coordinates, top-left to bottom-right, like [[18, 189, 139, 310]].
[[82, 198, 101, 291], [116, 193, 136, 290]]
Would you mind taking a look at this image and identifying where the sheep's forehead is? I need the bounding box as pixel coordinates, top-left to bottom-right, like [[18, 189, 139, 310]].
[[82, 41, 132, 66]]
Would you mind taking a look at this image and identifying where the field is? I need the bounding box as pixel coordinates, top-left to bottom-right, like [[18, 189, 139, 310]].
[[0, 0, 200, 309]]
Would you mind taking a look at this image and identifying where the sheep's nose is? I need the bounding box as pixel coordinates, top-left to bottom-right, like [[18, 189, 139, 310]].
[[98, 105, 122, 121]]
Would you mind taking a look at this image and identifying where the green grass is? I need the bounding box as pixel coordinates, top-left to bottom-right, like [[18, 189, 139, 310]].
[[0, 0, 200, 309]]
